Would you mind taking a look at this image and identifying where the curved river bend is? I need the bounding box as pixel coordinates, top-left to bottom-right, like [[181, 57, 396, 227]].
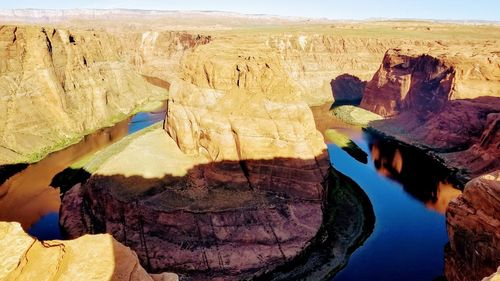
[[328, 128, 460, 281], [0, 105, 462, 280]]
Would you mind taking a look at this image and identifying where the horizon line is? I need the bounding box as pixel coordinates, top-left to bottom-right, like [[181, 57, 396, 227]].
[[1, 8, 499, 24]]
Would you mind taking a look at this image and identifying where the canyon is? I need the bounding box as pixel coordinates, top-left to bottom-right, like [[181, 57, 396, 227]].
[[0, 9, 498, 281], [359, 47, 499, 281]]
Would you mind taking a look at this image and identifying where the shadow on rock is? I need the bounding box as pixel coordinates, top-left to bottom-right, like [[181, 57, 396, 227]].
[[253, 168, 375, 281], [60, 157, 374, 281], [330, 74, 366, 107]]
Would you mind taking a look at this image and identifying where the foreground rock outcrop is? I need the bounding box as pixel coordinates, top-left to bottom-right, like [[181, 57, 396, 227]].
[[0, 221, 178, 281], [445, 171, 500, 281]]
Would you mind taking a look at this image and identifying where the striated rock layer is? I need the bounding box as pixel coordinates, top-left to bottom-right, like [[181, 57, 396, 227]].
[[0, 221, 178, 281], [361, 48, 455, 117], [445, 171, 500, 281], [61, 75, 329, 279], [0, 25, 209, 164]]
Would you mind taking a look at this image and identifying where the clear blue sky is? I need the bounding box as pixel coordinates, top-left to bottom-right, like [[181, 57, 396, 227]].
[[1, 0, 499, 21]]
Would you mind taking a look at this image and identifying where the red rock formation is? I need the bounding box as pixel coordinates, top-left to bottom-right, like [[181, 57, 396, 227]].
[[361, 49, 499, 280], [61, 157, 326, 280], [361, 49, 500, 179], [361, 49, 455, 118], [445, 171, 500, 281]]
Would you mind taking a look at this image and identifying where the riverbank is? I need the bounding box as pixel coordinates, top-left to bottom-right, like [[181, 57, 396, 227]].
[[253, 168, 375, 280]]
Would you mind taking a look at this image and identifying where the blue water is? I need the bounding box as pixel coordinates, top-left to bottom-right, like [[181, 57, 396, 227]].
[[128, 111, 165, 134], [27, 212, 63, 240], [329, 130, 448, 281]]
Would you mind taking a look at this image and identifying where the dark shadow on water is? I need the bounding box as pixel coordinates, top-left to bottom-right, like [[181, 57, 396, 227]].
[[327, 128, 462, 281], [368, 134, 463, 213], [0, 163, 28, 185]]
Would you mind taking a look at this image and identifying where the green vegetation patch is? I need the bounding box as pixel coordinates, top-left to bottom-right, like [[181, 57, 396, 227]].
[[331, 105, 383, 127], [71, 122, 163, 173], [325, 129, 368, 164]]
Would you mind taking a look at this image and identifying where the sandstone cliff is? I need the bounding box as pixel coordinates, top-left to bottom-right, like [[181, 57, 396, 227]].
[[60, 74, 329, 279], [1, 16, 499, 281], [0, 25, 210, 164], [446, 171, 500, 281], [362, 49, 500, 179], [0, 221, 178, 281]]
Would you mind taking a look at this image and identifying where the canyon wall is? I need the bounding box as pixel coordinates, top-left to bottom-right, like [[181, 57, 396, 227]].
[[361, 49, 500, 179], [446, 171, 500, 281], [0, 25, 209, 164], [3, 21, 499, 165], [361, 48, 455, 117], [360, 48, 500, 281]]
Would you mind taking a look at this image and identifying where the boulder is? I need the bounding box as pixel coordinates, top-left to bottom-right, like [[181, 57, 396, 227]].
[[0, 221, 177, 281]]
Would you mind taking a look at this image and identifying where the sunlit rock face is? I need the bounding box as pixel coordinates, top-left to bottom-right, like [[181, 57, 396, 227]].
[[61, 68, 329, 279], [362, 49, 500, 179], [0, 221, 177, 281], [361, 49, 455, 117], [445, 171, 500, 281], [0, 25, 210, 165]]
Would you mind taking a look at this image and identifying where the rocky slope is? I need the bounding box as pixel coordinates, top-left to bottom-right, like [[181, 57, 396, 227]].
[[0, 221, 178, 281], [446, 171, 500, 281], [362, 49, 500, 179]]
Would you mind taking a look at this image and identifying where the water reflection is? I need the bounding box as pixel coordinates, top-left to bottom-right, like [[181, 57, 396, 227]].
[[0, 101, 169, 239], [329, 128, 462, 281], [369, 137, 462, 213]]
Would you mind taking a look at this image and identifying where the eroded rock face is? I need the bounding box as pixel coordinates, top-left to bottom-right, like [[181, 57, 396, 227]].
[[361, 49, 455, 117], [61, 75, 329, 279], [330, 74, 366, 105], [0, 221, 178, 281], [362, 49, 500, 178], [445, 171, 500, 281], [0, 25, 209, 164]]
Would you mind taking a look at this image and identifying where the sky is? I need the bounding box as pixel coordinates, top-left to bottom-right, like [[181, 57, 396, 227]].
[[1, 0, 499, 21]]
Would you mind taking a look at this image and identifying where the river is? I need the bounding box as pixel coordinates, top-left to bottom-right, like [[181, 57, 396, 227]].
[[0, 104, 462, 280], [328, 128, 461, 281]]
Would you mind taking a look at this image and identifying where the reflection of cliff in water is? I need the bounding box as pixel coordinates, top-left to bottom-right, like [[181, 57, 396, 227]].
[[368, 137, 462, 213], [0, 118, 129, 235]]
